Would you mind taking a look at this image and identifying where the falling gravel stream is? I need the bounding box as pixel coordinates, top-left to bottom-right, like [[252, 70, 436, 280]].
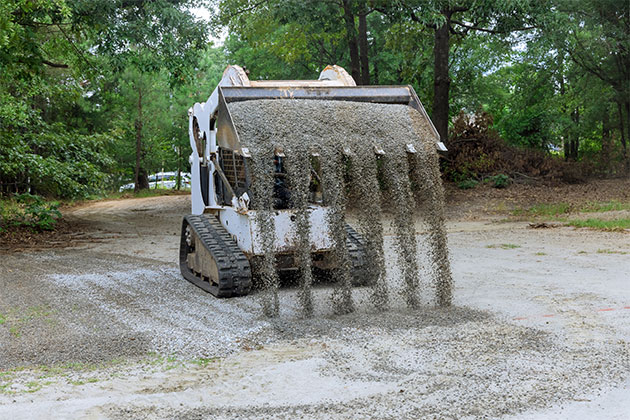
[[229, 99, 453, 315]]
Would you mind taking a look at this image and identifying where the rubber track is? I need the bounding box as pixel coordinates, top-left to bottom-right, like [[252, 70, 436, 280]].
[[179, 214, 252, 297]]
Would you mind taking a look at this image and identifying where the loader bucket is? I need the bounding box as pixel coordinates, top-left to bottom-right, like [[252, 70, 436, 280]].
[[216, 85, 440, 155]]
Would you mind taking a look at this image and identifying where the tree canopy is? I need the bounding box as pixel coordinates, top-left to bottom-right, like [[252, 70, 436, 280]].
[[1, 0, 628, 200]]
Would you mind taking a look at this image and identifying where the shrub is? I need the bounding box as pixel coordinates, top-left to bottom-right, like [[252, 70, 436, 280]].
[[1, 193, 61, 231], [443, 111, 579, 183], [489, 174, 510, 188], [457, 179, 478, 189], [0, 128, 114, 199]]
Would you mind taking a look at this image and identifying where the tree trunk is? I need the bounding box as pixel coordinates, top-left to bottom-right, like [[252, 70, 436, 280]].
[[176, 145, 182, 190], [138, 167, 149, 190], [432, 13, 451, 141], [601, 105, 611, 175], [569, 108, 580, 160], [342, 0, 361, 83], [625, 101, 630, 175], [557, 53, 570, 161], [358, 6, 370, 85], [622, 101, 630, 176], [134, 86, 148, 192]]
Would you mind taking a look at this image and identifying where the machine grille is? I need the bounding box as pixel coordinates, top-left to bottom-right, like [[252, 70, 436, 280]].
[[219, 148, 247, 192]]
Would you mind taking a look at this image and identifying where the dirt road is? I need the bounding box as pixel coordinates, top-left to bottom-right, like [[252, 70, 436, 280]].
[[1, 192, 629, 419]]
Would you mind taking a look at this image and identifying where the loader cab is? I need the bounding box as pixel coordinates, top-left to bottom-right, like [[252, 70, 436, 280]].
[[215, 147, 249, 206], [271, 153, 323, 209], [215, 148, 322, 210], [272, 154, 291, 209]]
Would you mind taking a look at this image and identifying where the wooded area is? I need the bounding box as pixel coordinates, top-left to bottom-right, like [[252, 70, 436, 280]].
[[1, 0, 628, 200]]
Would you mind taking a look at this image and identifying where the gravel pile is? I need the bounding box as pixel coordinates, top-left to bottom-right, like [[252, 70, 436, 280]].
[[0, 251, 267, 368], [0, 236, 455, 369]]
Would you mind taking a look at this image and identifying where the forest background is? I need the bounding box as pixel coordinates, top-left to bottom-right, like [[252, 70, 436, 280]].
[[1, 0, 628, 207]]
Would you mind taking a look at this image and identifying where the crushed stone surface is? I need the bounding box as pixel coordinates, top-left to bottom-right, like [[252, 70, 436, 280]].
[[1, 223, 629, 419]]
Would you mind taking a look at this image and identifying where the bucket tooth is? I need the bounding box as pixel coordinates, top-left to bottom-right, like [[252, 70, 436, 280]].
[[406, 143, 417, 154]]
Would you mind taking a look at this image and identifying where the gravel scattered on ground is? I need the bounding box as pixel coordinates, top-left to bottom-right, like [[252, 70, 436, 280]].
[[105, 306, 628, 420], [1, 189, 628, 419]]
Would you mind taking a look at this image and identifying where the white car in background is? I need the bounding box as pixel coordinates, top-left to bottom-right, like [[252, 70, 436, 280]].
[[119, 172, 191, 192]]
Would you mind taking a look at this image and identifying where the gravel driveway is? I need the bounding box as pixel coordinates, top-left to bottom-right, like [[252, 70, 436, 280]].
[[0, 195, 628, 419]]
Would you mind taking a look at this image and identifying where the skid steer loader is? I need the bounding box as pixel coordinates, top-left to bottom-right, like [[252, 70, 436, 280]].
[[180, 64, 444, 297]]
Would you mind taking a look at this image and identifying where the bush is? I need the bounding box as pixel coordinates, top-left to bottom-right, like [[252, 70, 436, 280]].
[[489, 174, 510, 188], [1, 193, 61, 232], [443, 111, 579, 183], [0, 127, 115, 199], [457, 179, 478, 189]]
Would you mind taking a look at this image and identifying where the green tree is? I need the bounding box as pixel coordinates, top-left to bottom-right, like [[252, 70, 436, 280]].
[[69, 0, 208, 190], [554, 0, 630, 173], [0, 0, 115, 198], [376, 0, 549, 141], [0, 0, 210, 197], [216, 0, 409, 85], [218, 0, 346, 80], [169, 47, 227, 187]]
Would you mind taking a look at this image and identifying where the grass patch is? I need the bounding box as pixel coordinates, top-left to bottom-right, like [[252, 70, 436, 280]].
[[1, 305, 57, 339], [192, 357, 219, 367], [596, 249, 628, 255], [0, 352, 223, 396], [69, 379, 89, 386], [513, 203, 571, 218], [581, 201, 630, 213], [487, 243, 521, 249], [25, 381, 42, 392], [534, 252, 547, 256], [8, 326, 20, 337], [0, 357, 131, 395], [0, 194, 61, 232], [567, 218, 630, 231], [513, 200, 630, 219], [457, 179, 478, 190]]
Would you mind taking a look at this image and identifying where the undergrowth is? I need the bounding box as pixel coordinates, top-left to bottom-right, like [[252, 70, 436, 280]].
[[443, 111, 587, 183], [0, 193, 61, 232]]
